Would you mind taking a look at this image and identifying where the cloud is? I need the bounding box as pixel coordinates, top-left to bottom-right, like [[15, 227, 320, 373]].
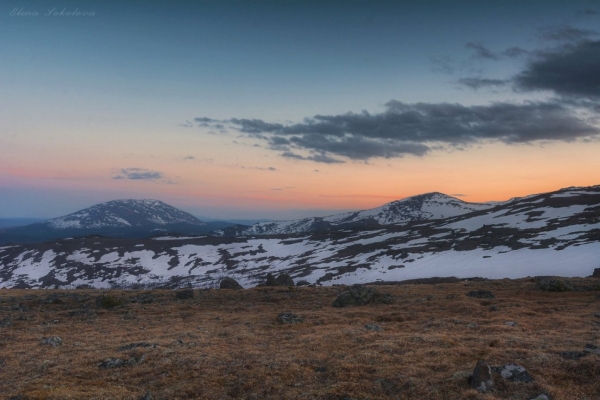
[[457, 78, 508, 90], [503, 47, 528, 58], [194, 99, 598, 162], [514, 40, 600, 99], [113, 168, 164, 180], [540, 25, 597, 42], [183, 156, 195, 160], [581, 8, 599, 16], [451, 193, 467, 197], [465, 42, 499, 60]]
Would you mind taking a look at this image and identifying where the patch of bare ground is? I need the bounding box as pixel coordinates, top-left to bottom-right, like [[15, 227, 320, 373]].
[[0, 277, 599, 399]]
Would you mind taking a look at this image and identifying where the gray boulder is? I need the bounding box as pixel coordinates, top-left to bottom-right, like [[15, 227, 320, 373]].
[[592, 268, 600, 278], [469, 360, 494, 393], [492, 364, 534, 383], [220, 277, 244, 290], [265, 272, 295, 287], [332, 285, 392, 307], [0, 317, 12, 328], [41, 337, 63, 347], [276, 311, 303, 324]]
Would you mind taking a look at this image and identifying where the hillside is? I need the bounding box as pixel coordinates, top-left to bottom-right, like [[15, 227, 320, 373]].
[[0, 185, 598, 289]]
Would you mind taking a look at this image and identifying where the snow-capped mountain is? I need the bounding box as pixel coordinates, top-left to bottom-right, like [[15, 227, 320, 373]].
[[0, 200, 208, 243], [1, 185, 599, 289], [45, 199, 205, 229], [218, 192, 494, 236]]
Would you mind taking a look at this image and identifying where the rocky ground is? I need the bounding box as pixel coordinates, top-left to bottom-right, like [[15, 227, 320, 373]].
[[0, 277, 599, 399]]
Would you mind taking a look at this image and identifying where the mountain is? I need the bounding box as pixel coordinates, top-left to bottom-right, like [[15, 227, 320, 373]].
[[217, 192, 494, 236], [0, 200, 210, 243], [1, 185, 599, 289]]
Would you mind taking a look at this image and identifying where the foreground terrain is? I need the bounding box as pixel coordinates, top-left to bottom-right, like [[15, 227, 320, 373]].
[[1, 278, 599, 399]]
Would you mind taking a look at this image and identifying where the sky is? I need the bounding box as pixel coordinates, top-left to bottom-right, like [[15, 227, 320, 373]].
[[1, 0, 599, 220]]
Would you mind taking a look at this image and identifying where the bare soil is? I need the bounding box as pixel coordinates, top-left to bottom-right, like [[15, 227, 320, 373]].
[[1, 278, 599, 399]]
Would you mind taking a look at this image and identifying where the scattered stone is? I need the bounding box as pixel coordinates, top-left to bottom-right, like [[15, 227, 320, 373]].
[[0, 317, 12, 328], [129, 294, 155, 304], [117, 342, 157, 352], [265, 272, 295, 287], [492, 364, 534, 383], [467, 323, 479, 329], [530, 395, 550, 400], [467, 290, 495, 299], [535, 279, 574, 292], [41, 337, 63, 347], [584, 344, 600, 355], [98, 355, 146, 368], [592, 268, 600, 278], [504, 321, 518, 327], [139, 391, 153, 400], [175, 289, 194, 300], [364, 322, 382, 331], [594, 313, 600, 318], [445, 294, 457, 300], [489, 305, 498, 312], [276, 311, 303, 324], [468, 360, 494, 393], [557, 351, 588, 360], [219, 277, 243, 290], [96, 295, 125, 308], [451, 370, 471, 381], [332, 285, 392, 307]]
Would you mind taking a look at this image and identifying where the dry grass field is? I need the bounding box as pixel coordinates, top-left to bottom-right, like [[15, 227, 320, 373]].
[[1, 278, 599, 399]]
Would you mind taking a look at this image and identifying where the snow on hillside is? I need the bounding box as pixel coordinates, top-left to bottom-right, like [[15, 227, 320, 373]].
[[44, 199, 205, 230], [220, 192, 495, 236], [1, 185, 598, 289]]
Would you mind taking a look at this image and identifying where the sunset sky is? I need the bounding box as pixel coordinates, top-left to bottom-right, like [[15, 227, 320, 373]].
[[1, 0, 599, 220]]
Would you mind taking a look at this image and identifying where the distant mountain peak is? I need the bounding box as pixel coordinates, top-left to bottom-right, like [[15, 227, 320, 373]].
[[45, 199, 205, 230]]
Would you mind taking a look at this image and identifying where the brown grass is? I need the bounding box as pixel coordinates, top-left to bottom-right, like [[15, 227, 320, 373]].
[[0, 278, 599, 399]]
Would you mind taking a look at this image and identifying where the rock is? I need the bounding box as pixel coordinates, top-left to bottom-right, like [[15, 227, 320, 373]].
[[98, 355, 146, 368], [530, 395, 550, 400], [592, 268, 600, 278], [332, 285, 392, 307], [139, 391, 153, 400], [296, 280, 310, 286], [175, 289, 194, 300], [117, 342, 157, 352], [41, 337, 63, 347], [504, 321, 518, 327], [0, 317, 12, 328], [557, 351, 588, 360], [219, 277, 243, 290], [467, 290, 495, 299], [364, 322, 382, 331], [535, 279, 574, 292], [492, 364, 534, 383], [265, 272, 295, 287], [584, 344, 600, 355], [276, 311, 303, 324], [468, 360, 494, 393], [489, 305, 498, 312], [594, 313, 600, 319]]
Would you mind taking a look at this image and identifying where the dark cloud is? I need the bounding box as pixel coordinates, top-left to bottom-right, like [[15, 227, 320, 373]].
[[195, 98, 598, 162], [113, 168, 163, 180], [183, 156, 195, 160], [451, 193, 467, 197], [503, 47, 528, 58], [465, 42, 499, 60], [581, 8, 599, 16], [457, 78, 508, 90], [515, 40, 600, 99], [540, 26, 597, 42]]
